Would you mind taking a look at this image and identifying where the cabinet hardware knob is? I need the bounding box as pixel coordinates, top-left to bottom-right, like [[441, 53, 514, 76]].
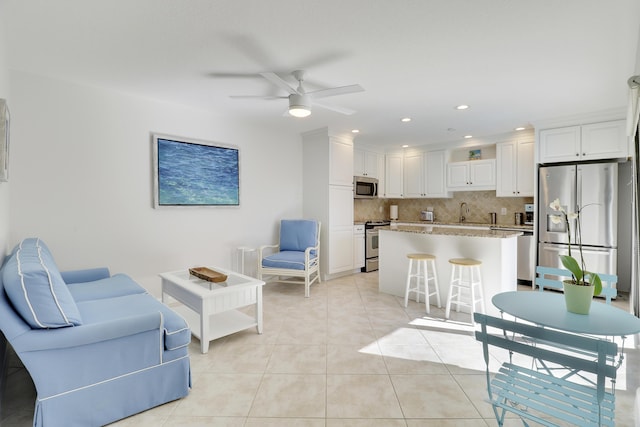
[[576, 153, 579, 156]]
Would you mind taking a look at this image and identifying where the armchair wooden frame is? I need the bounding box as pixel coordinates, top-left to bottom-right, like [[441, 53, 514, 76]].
[[258, 221, 321, 298]]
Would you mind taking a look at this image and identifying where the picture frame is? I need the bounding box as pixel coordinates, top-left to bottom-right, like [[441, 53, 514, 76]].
[[152, 133, 240, 208], [468, 149, 481, 160], [0, 99, 9, 182]]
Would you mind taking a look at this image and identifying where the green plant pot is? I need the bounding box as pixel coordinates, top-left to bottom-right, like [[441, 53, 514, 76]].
[[562, 280, 594, 314]]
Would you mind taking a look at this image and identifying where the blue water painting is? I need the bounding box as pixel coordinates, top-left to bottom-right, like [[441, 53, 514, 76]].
[[157, 138, 239, 206]]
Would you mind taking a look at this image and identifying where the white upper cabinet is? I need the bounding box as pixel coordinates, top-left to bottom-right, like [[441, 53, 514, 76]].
[[329, 137, 354, 186], [401, 150, 452, 198], [538, 120, 627, 163], [580, 120, 628, 161], [447, 159, 496, 190], [496, 140, 534, 197], [353, 148, 379, 178], [424, 150, 451, 198], [402, 152, 424, 198], [384, 153, 403, 198]]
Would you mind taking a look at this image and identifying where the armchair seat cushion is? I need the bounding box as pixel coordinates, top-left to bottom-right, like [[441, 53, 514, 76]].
[[262, 251, 316, 271]]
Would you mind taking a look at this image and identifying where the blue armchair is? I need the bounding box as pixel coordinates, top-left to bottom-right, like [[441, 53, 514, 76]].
[[258, 219, 321, 297]]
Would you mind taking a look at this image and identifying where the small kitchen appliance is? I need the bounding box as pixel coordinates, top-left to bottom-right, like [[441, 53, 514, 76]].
[[353, 176, 378, 198], [524, 204, 534, 225], [420, 210, 434, 221]]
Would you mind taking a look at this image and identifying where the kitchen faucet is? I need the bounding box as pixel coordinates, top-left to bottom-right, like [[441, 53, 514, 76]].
[[459, 202, 469, 223]]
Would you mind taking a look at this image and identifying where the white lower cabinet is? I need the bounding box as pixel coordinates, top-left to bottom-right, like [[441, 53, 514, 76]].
[[328, 185, 354, 274], [353, 224, 365, 269]]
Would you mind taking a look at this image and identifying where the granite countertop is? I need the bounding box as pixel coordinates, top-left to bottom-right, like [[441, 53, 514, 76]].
[[384, 223, 523, 238], [389, 219, 533, 231]]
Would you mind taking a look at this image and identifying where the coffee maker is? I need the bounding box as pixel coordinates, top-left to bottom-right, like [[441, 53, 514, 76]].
[[524, 203, 534, 225]]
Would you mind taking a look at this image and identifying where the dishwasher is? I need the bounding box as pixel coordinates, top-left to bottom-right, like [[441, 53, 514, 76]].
[[492, 227, 534, 283]]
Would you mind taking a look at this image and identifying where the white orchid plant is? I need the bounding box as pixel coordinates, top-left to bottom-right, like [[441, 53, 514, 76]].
[[549, 198, 602, 296]]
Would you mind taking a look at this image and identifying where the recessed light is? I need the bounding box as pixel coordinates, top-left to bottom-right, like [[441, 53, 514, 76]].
[[455, 105, 470, 110], [402, 144, 409, 148], [464, 135, 473, 139], [351, 129, 360, 133], [515, 127, 525, 131], [401, 117, 411, 122]]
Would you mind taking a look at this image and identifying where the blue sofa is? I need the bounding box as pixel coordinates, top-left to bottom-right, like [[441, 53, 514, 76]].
[[0, 238, 191, 427]]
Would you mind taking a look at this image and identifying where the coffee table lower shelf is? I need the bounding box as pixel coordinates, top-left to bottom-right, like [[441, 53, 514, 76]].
[[174, 305, 259, 344]]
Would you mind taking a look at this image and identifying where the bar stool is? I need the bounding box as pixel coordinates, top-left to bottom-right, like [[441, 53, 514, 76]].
[[404, 253, 441, 313], [445, 258, 485, 320]]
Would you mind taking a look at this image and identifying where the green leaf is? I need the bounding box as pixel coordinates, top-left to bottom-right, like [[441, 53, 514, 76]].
[[560, 255, 583, 282], [585, 272, 602, 296]]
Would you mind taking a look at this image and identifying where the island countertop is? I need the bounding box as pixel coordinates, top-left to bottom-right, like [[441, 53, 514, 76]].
[[387, 223, 523, 238], [378, 226, 518, 316]]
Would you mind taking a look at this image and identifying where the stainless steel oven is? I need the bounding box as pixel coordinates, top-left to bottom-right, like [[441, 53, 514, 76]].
[[363, 220, 390, 272]]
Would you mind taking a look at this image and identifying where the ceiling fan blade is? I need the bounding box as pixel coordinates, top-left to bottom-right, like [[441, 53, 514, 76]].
[[207, 72, 262, 79], [259, 72, 298, 95], [229, 95, 286, 100], [308, 84, 364, 99], [313, 101, 356, 115]]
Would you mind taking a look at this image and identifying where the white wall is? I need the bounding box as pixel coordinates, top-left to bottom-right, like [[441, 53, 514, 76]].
[[9, 71, 303, 293], [0, 0, 10, 258]]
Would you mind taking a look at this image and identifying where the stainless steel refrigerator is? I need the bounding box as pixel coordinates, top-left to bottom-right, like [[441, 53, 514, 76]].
[[537, 162, 618, 277]]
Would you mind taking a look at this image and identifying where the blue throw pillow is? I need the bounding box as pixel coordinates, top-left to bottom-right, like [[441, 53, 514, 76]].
[[2, 238, 82, 328]]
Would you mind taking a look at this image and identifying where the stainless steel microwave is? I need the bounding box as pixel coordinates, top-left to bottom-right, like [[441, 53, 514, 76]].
[[353, 176, 378, 198]]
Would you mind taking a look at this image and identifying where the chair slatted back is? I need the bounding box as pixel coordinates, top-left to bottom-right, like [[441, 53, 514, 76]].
[[535, 266, 618, 304]]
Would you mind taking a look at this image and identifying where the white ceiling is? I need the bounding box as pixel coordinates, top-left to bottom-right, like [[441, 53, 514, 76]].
[[4, 0, 640, 148]]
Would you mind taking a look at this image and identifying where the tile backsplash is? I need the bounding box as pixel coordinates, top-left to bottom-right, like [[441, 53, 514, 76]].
[[354, 191, 534, 225]]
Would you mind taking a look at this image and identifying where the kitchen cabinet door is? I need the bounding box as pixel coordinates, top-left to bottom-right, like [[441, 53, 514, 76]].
[[539, 126, 581, 163], [354, 148, 379, 178], [447, 160, 495, 190], [329, 227, 354, 274], [497, 140, 534, 197], [329, 137, 353, 186], [581, 120, 627, 160], [424, 150, 451, 198], [353, 230, 365, 269], [403, 152, 424, 197], [446, 162, 469, 188], [469, 160, 495, 187], [385, 153, 403, 197], [515, 140, 534, 196], [496, 142, 516, 196]]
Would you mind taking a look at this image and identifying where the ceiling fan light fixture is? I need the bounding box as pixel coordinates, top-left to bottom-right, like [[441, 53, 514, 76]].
[[289, 94, 311, 118]]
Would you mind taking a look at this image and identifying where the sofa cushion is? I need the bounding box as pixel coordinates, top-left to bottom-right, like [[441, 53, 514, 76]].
[[279, 220, 318, 253], [262, 251, 316, 270], [67, 273, 148, 302], [77, 293, 190, 351], [2, 238, 82, 329]]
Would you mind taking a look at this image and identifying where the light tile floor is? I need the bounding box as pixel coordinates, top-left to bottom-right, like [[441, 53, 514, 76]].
[[1, 272, 639, 426]]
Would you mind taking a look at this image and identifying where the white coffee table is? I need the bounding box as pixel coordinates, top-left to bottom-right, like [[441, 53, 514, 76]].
[[160, 267, 264, 353]]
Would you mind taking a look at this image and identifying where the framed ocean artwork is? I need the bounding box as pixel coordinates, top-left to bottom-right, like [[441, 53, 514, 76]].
[[152, 133, 239, 207]]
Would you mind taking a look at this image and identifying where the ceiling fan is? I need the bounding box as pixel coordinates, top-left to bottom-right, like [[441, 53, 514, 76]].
[[231, 70, 364, 117]]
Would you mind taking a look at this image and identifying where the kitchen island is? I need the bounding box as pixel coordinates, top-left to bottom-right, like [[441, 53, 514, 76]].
[[379, 224, 521, 317]]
